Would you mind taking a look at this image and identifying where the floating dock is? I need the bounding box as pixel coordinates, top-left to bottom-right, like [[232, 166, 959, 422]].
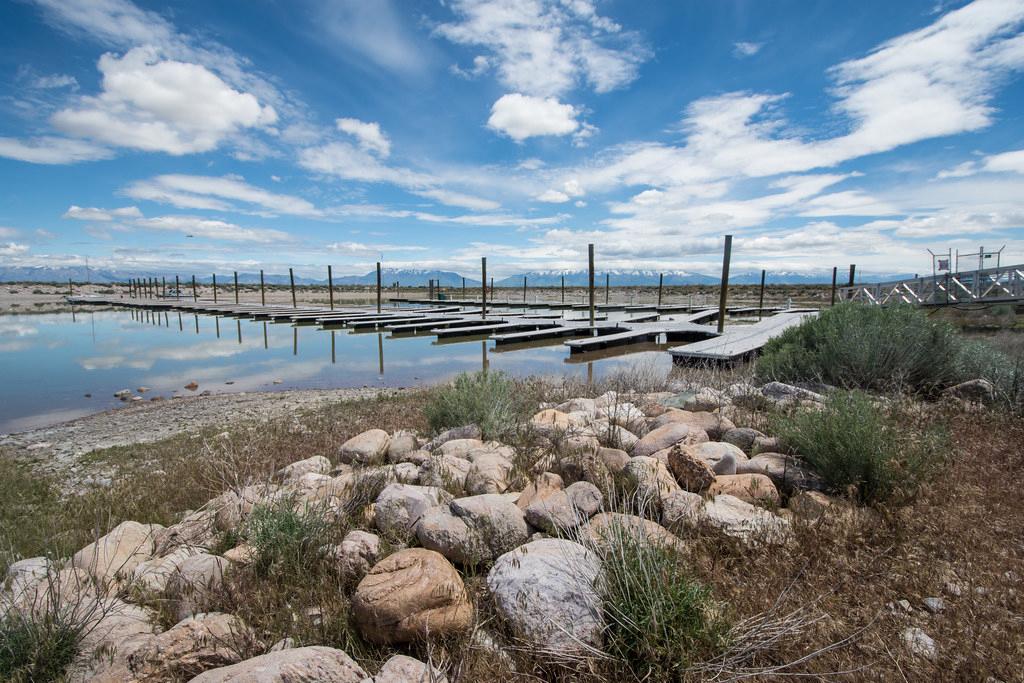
[[669, 311, 817, 362]]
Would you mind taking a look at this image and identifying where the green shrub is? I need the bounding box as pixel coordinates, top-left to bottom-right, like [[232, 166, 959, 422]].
[[244, 499, 330, 577], [758, 304, 962, 393], [770, 391, 946, 504], [0, 613, 81, 683], [595, 519, 730, 679], [424, 371, 530, 440]]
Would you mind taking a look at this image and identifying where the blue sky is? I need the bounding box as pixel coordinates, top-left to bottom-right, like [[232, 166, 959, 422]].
[[1, 0, 1023, 278]]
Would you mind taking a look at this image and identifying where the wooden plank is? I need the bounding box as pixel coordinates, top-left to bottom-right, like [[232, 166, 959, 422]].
[[669, 312, 816, 362]]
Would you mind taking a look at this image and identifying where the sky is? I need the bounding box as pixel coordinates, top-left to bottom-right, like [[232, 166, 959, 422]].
[[1, 0, 1023, 279]]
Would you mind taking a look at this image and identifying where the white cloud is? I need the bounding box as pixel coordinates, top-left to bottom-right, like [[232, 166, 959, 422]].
[[536, 189, 570, 203], [299, 142, 434, 186], [984, 148, 1024, 173], [29, 73, 79, 89], [487, 93, 580, 141], [314, 0, 428, 74], [134, 215, 291, 243], [124, 175, 322, 217], [63, 205, 142, 221], [411, 189, 500, 211], [0, 243, 30, 256], [336, 118, 391, 157], [0, 136, 113, 164], [733, 41, 763, 57], [52, 47, 278, 155], [435, 0, 649, 97], [326, 241, 428, 255], [0, 228, 18, 238]]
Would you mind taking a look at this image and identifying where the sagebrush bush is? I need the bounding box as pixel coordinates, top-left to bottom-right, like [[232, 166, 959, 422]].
[[424, 371, 531, 440], [244, 499, 330, 577], [594, 519, 729, 680], [0, 613, 81, 683], [770, 391, 947, 504], [757, 304, 963, 393]]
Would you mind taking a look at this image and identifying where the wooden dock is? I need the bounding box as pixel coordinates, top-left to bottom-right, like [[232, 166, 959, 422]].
[[669, 311, 816, 362], [565, 321, 718, 354]]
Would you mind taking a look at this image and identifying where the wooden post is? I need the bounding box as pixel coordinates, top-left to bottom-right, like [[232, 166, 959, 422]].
[[289, 268, 297, 308], [848, 264, 856, 287], [376, 261, 382, 314], [605, 273, 609, 305], [233, 271, 239, 304], [717, 235, 733, 334], [462, 277, 466, 300], [830, 267, 838, 306], [191, 275, 197, 301], [588, 243, 595, 327], [327, 265, 334, 310], [523, 276, 527, 303], [68, 278, 73, 296], [260, 270, 265, 306], [758, 269, 766, 320], [175, 274, 181, 301], [561, 274, 565, 304], [161, 276, 166, 297], [481, 257, 487, 319], [212, 274, 218, 303], [658, 273, 664, 307]]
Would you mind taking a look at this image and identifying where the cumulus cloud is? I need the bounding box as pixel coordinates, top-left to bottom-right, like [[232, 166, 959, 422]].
[[487, 93, 580, 141], [435, 0, 649, 97], [51, 47, 278, 155], [336, 118, 391, 156], [938, 148, 1024, 178], [0, 136, 113, 164]]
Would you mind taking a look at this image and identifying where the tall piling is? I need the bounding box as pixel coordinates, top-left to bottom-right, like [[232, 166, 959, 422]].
[[376, 262, 382, 314], [233, 271, 239, 304], [289, 268, 297, 308], [260, 270, 266, 306], [212, 274, 218, 303], [605, 273, 610, 305], [481, 257, 488, 319], [191, 275, 197, 301], [588, 244, 596, 327], [327, 265, 334, 310], [758, 269, 766, 320], [717, 235, 733, 334], [658, 273, 664, 307], [830, 267, 838, 306]]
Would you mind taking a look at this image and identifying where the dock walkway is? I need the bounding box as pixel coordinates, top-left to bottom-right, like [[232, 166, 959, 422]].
[[668, 311, 816, 362]]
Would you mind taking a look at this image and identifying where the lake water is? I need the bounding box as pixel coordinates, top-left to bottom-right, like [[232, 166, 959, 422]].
[[0, 308, 674, 433]]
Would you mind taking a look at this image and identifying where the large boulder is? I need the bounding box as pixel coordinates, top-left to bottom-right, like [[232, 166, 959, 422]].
[[68, 597, 160, 681], [661, 490, 704, 527], [761, 382, 824, 403], [632, 422, 708, 457], [678, 441, 748, 474], [523, 481, 602, 533], [416, 494, 529, 565], [278, 456, 331, 483], [516, 472, 564, 510], [438, 438, 486, 459], [623, 456, 681, 514], [190, 646, 367, 682], [943, 378, 995, 404], [580, 513, 684, 553], [331, 530, 381, 584], [487, 539, 603, 655], [721, 427, 764, 453], [373, 484, 452, 540], [164, 553, 229, 622], [589, 420, 640, 452], [418, 453, 472, 491], [531, 409, 571, 436], [338, 429, 391, 465], [702, 494, 790, 542], [352, 549, 473, 644], [426, 425, 482, 451], [3, 557, 50, 603], [387, 430, 419, 462], [375, 654, 449, 683], [596, 402, 647, 434], [707, 474, 780, 506], [554, 397, 597, 415], [127, 612, 259, 680], [666, 445, 717, 492], [131, 545, 204, 594], [464, 451, 514, 495], [71, 521, 160, 587], [736, 453, 826, 494]]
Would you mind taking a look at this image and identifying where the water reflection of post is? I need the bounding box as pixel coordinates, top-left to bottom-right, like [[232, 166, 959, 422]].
[[331, 330, 336, 364], [71, 305, 76, 322], [587, 360, 593, 385], [377, 333, 384, 375], [164, 312, 169, 327], [481, 341, 489, 373], [293, 327, 297, 356], [215, 317, 221, 338], [178, 312, 183, 331], [236, 319, 242, 344], [263, 322, 268, 349], [194, 314, 199, 334]]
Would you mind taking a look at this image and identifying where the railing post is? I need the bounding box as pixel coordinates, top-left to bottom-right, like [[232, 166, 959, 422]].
[[481, 257, 487, 319], [289, 268, 297, 308], [588, 244, 595, 327], [717, 235, 733, 334]]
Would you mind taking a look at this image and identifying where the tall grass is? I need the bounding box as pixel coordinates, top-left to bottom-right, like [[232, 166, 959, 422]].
[[770, 391, 947, 504], [244, 499, 331, 578], [424, 371, 532, 440]]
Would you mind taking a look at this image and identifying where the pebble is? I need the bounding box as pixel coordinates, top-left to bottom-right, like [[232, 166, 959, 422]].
[[901, 627, 937, 660], [921, 597, 945, 613]]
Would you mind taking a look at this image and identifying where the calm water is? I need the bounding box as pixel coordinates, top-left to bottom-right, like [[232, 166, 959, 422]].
[[0, 308, 673, 433]]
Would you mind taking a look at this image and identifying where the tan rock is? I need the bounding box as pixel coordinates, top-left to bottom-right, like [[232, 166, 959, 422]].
[[632, 422, 709, 458], [788, 490, 833, 520], [338, 429, 391, 465], [189, 646, 367, 682], [707, 474, 780, 506], [376, 654, 449, 683], [580, 512, 684, 553], [516, 472, 563, 510], [666, 445, 716, 492], [71, 520, 160, 587], [352, 549, 473, 643], [128, 612, 259, 681]]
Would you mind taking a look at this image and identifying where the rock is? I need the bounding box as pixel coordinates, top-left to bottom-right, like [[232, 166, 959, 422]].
[[114, 389, 132, 398], [721, 427, 764, 453], [531, 408, 571, 434], [352, 549, 473, 644], [943, 378, 995, 404], [661, 490, 704, 527], [70, 597, 160, 680], [751, 435, 781, 455], [185, 381, 199, 391], [387, 430, 419, 462], [375, 654, 449, 683], [632, 422, 709, 457], [221, 544, 256, 566], [165, 553, 229, 622], [702, 494, 790, 542], [391, 462, 419, 484], [4, 557, 50, 602], [707, 474, 780, 506], [338, 429, 391, 465], [623, 456, 681, 513], [598, 447, 631, 474], [596, 402, 647, 433], [678, 441, 747, 474], [554, 397, 597, 415], [128, 612, 258, 680], [516, 472, 564, 510], [901, 627, 937, 660], [438, 438, 486, 459], [487, 538, 603, 655], [131, 545, 204, 593], [736, 453, 826, 494], [332, 530, 381, 583], [666, 445, 717, 492], [190, 646, 368, 682], [269, 637, 295, 652], [418, 452, 472, 491], [465, 451, 514, 495], [11, 567, 97, 621], [922, 597, 946, 613], [681, 411, 736, 440], [787, 491, 833, 520], [426, 425, 482, 450], [524, 481, 602, 533], [71, 520, 160, 587], [278, 456, 331, 483], [580, 512, 683, 553], [589, 420, 640, 451], [373, 484, 452, 540], [761, 382, 824, 403], [417, 494, 529, 565]]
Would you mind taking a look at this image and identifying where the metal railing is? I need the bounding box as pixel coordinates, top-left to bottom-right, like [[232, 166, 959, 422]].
[[838, 263, 1024, 306]]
